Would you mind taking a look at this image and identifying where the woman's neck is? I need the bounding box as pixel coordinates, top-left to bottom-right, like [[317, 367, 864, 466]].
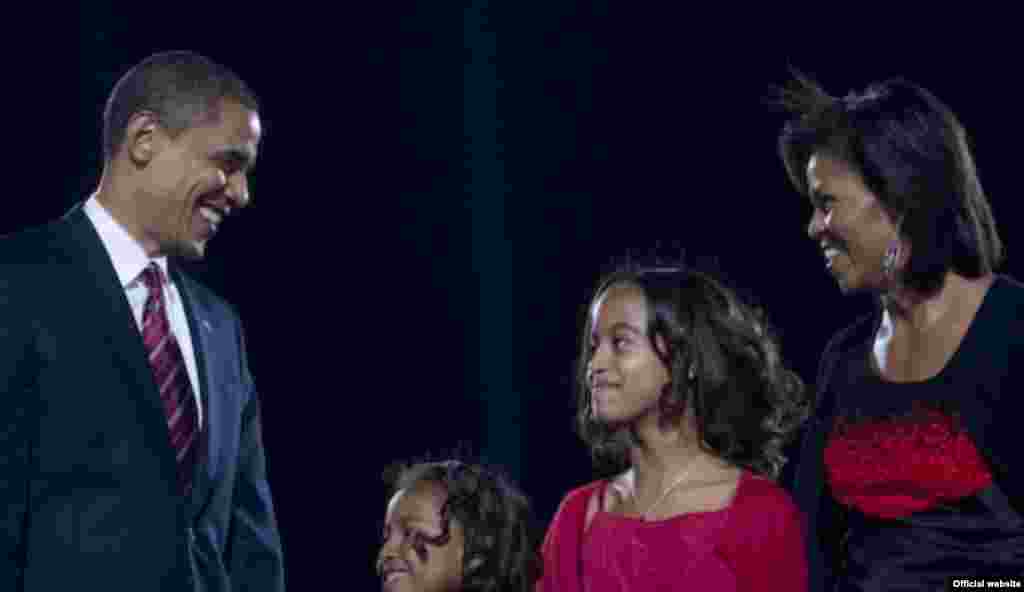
[[881, 273, 993, 334]]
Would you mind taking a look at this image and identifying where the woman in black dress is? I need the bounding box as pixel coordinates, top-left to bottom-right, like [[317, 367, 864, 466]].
[[776, 73, 1024, 590]]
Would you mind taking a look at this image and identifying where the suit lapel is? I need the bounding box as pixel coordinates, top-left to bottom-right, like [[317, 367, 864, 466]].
[[60, 204, 226, 520], [170, 265, 220, 519], [58, 205, 182, 487]]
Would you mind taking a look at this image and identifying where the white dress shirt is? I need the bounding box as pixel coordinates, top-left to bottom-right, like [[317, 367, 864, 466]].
[[84, 196, 204, 427]]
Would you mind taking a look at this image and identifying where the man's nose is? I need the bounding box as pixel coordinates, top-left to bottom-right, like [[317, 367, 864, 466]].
[[225, 172, 250, 210]]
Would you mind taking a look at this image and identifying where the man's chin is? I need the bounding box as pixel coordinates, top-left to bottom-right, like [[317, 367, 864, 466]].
[[166, 239, 207, 261], [834, 274, 876, 296], [836, 279, 859, 295]]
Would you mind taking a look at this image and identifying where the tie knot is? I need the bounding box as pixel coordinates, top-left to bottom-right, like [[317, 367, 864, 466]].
[[139, 263, 165, 294]]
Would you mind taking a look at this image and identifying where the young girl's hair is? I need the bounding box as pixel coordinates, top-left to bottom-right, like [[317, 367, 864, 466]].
[[386, 459, 543, 592], [576, 264, 809, 478]]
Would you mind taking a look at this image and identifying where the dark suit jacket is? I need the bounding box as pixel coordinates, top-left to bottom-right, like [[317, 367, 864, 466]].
[[0, 204, 285, 591]]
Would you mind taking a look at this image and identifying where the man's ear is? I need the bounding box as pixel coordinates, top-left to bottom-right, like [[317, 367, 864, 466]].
[[123, 111, 164, 165]]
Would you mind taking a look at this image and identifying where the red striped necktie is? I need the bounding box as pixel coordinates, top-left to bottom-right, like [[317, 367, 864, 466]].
[[139, 263, 199, 495]]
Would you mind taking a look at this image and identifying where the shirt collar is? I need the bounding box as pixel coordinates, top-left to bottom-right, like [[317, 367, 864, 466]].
[[83, 194, 170, 288]]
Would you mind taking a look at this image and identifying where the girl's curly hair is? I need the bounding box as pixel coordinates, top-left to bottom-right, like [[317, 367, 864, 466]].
[[386, 459, 542, 592], [576, 265, 809, 479]]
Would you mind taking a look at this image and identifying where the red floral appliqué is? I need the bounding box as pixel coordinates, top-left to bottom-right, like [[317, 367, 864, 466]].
[[824, 407, 992, 519]]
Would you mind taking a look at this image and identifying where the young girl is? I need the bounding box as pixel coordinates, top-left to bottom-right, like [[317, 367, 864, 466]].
[[377, 459, 543, 592], [539, 265, 809, 591]]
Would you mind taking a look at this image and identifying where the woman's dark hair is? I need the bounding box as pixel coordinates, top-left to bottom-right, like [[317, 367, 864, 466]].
[[386, 459, 542, 592], [777, 71, 1003, 295], [576, 265, 808, 479]]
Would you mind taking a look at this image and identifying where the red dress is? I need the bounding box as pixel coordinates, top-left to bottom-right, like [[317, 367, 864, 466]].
[[538, 470, 808, 591]]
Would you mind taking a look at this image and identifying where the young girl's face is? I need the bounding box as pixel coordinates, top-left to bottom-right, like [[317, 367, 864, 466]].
[[377, 481, 465, 592], [587, 282, 671, 426]]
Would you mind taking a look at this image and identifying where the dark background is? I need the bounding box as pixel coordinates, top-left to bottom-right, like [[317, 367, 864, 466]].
[[16, 4, 1016, 589]]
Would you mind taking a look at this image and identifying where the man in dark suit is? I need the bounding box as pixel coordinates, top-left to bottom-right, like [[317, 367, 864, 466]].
[[0, 51, 285, 591]]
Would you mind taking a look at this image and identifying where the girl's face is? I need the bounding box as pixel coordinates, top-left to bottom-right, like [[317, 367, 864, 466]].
[[377, 481, 465, 592], [586, 282, 671, 426]]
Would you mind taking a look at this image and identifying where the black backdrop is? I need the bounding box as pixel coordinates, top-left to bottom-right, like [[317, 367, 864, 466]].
[[14, 4, 1018, 589]]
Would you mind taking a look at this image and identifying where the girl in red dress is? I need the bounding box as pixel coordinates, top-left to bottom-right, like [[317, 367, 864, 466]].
[[539, 266, 809, 591]]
